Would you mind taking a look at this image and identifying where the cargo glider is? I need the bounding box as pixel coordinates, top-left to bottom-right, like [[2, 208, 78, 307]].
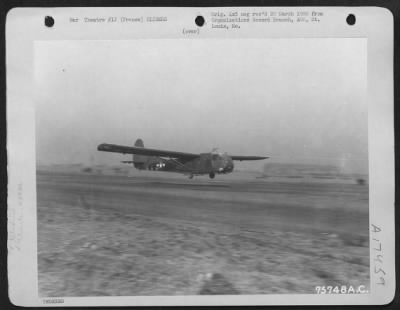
[[97, 139, 268, 179]]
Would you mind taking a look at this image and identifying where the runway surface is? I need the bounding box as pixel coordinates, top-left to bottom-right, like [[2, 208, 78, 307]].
[[37, 169, 369, 296]]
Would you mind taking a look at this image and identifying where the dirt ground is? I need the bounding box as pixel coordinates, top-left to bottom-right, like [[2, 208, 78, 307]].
[[37, 168, 369, 296]]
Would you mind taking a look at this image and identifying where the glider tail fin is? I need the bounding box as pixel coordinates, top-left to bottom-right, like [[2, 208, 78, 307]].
[[134, 138, 144, 148], [133, 138, 147, 169]]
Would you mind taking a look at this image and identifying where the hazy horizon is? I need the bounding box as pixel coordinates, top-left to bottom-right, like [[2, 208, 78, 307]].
[[34, 38, 368, 173]]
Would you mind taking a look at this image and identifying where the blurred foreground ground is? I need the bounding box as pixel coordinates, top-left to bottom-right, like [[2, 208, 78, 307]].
[[37, 164, 369, 296]]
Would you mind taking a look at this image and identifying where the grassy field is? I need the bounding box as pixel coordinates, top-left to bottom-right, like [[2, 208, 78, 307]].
[[37, 167, 369, 296]]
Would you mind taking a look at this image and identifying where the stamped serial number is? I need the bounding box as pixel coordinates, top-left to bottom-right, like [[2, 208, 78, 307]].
[[43, 298, 64, 304], [315, 285, 368, 294]]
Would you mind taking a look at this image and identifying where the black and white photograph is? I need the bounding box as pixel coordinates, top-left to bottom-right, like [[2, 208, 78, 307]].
[[35, 38, 370, 296], [6, 6, 395, 306]]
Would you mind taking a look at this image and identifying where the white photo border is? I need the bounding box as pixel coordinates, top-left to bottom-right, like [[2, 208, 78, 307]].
[[6, 6, 395, 306]]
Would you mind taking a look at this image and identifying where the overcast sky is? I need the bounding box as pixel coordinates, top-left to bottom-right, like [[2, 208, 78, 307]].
[[34, 38, 367, 173]]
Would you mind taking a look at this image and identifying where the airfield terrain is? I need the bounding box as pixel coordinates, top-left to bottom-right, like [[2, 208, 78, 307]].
[[37, 165, 369, 296]]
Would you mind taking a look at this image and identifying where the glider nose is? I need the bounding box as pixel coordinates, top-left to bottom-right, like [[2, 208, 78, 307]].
[[224, 158, 234, 173]]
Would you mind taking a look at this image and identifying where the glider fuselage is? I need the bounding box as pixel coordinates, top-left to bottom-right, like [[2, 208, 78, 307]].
[[135, 152, 235, 176]]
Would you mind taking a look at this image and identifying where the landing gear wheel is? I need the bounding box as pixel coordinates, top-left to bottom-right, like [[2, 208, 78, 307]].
[[209, 172, 215, 179]]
